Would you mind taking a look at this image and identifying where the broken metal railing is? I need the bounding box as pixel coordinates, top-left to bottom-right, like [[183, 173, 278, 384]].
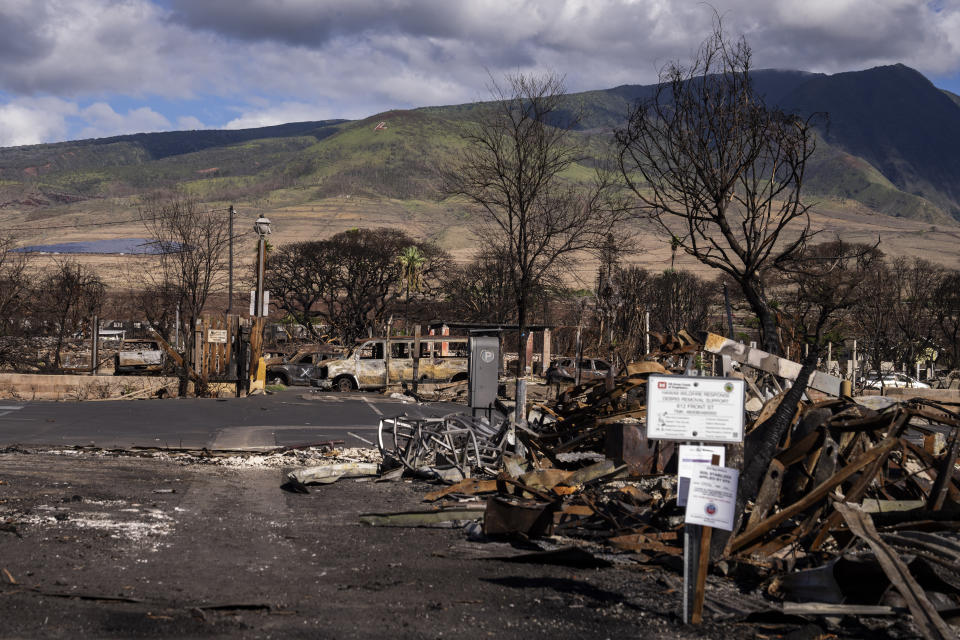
[[377, 412, 509, 478]]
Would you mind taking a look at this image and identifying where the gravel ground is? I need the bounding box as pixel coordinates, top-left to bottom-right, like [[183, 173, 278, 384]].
[[0, 450, 899, 639]]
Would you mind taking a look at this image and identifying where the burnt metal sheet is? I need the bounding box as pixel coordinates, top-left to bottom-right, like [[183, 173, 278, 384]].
[[702, 332, 842, 396], [482, 496, 556, 538]]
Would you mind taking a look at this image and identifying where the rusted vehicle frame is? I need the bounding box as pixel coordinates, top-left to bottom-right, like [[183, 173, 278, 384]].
[[311, 337, 469, 391]]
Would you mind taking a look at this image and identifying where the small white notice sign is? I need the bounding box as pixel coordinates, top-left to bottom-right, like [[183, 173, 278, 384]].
[[684, 465, 739, 531], [677, 445, 726, 507], [208, 329, 228, 343], [646, 375, 745, 442]]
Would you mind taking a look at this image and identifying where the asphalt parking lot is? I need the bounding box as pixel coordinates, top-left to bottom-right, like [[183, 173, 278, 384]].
[[0, 451, 752, 640]]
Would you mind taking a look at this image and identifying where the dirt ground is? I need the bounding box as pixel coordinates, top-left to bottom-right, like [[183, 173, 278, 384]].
[[0, 450, 917, 639]]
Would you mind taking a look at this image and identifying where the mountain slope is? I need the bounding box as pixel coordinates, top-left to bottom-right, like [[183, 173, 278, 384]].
[[556, 65, 960, 222], [778, 64, 960, 219], [1, 66, 959, 228]]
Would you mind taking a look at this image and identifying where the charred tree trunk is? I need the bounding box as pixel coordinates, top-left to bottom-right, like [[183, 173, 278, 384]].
[[740, 277, 781, 355], [179, 314, 196, 397], [718, 345, 820, 558]]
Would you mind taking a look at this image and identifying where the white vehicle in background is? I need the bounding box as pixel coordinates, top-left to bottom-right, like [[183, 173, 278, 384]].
[[861, 372, 930, 390], [113, 339, 165, 375]]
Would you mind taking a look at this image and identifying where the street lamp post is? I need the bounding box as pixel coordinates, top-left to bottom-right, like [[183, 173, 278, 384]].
[[254, 215, 271, 317]]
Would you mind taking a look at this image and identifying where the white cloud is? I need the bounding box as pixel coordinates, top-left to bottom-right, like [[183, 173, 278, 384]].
[[0, 97, 78, 146], [176, 115, 207, 130], [224, 102, 337, 129], [2, 0, 960, 144], [75, 103, 171, 139]]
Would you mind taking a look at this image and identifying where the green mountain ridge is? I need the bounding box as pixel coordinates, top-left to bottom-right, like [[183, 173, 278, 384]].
[[1, 65, 958, 229]]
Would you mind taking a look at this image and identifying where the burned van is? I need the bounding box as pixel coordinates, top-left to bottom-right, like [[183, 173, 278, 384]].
[[311, 337, 469, 392]]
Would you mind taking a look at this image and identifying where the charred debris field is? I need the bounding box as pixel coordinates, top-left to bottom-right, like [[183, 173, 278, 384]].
[[1, 450, 753, 640], [2, 337, 959, 639]]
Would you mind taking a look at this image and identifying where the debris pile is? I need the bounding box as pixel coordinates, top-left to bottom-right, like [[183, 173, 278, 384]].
[[338, 333, 960, 637]]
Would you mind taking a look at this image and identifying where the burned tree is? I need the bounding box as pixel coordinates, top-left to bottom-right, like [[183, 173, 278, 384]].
[[442, 72, 629, 373], [35, 260, 105, 370], [615, 22, 816, 355], [850, 258, 900, 376], [0, 234, 29, 368], [932, 270, 960, 372], [890, 256, 941, 373], [323, 228, 447, 343], [265, 228, 449, 345], [440, 246, 564, 325], [263, 240, 338, 341], [779, 241, 884, 351], [139, 196, 231, 395], [646, 269, 717, 337], [730, 239, 883, 542]]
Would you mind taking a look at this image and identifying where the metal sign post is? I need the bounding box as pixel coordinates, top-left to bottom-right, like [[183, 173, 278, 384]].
[[646, 374, 745, 625]]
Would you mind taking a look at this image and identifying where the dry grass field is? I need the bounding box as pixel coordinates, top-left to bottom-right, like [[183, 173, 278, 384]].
[[6, 191, 958, 292]]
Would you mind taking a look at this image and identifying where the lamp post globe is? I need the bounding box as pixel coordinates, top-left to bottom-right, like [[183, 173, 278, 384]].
[[254, 216, 272, 236]]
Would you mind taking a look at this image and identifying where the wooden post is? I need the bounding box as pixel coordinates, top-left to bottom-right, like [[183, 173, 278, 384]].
[[90, 315, 99, 374], [689, 453, 721, 625], [691, 525, 713, 624], [412, 324, 421, 394], [852, 339, 858, 385], [385, 317, 392, 386], [249, 317, 265, 391]]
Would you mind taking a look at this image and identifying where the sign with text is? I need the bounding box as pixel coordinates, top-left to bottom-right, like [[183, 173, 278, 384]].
[[207, 329, 228, 343], [684, 465, 739, 531], [677, 445, 726, 507], [646, 375, 745, 442]]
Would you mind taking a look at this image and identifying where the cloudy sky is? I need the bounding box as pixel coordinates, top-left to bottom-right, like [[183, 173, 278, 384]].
[[1, 0, 959, 147]]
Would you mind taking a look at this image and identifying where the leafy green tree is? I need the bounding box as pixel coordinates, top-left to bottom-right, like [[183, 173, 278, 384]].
[[398, 245, 426, 325]]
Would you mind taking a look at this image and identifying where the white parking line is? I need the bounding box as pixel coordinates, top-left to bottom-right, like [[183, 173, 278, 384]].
[[362, 397, 384, 416], [0, 405, 23, 418]]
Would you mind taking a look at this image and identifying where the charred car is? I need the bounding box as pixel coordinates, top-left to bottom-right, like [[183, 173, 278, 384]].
[[545, 357, 614, 385], [311, 337, 469, 392], [113, 339, 165, 375], [266, 345, 345, 386]]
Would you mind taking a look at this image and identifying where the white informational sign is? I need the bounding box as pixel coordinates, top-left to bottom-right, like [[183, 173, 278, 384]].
[[248, 290, 270, 317], [646, 375, 745, 442], [684, 465, 739, 531], [677, 445, 726, 507], [207, 329, 228, 343]]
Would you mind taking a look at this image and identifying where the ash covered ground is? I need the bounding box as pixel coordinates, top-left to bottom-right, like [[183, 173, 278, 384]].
[[0, 449, 892, 639]]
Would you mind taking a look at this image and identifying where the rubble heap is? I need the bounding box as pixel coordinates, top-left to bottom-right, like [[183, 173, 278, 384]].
[[335, 333, 960, 638]]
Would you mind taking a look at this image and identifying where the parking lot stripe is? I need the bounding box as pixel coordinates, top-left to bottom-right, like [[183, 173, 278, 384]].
[[362, 397, 384, 416]]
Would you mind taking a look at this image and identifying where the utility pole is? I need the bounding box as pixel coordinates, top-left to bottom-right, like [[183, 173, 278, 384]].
[[227, 205, 235, 315], [253, 215, 272, 317]]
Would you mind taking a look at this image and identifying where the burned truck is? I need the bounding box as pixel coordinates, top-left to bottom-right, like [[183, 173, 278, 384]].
[[311, 337, 469, 392], [113, 339, 165, 375]]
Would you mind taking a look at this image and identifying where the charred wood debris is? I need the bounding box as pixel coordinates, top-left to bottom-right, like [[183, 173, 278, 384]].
[[286, 332, 960, 638]]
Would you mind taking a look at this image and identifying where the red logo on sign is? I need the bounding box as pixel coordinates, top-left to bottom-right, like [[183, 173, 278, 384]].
[[657, 381, 667, 389]]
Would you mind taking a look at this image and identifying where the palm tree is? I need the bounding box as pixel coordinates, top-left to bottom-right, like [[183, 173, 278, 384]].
[[398, 245, 425, 328]]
